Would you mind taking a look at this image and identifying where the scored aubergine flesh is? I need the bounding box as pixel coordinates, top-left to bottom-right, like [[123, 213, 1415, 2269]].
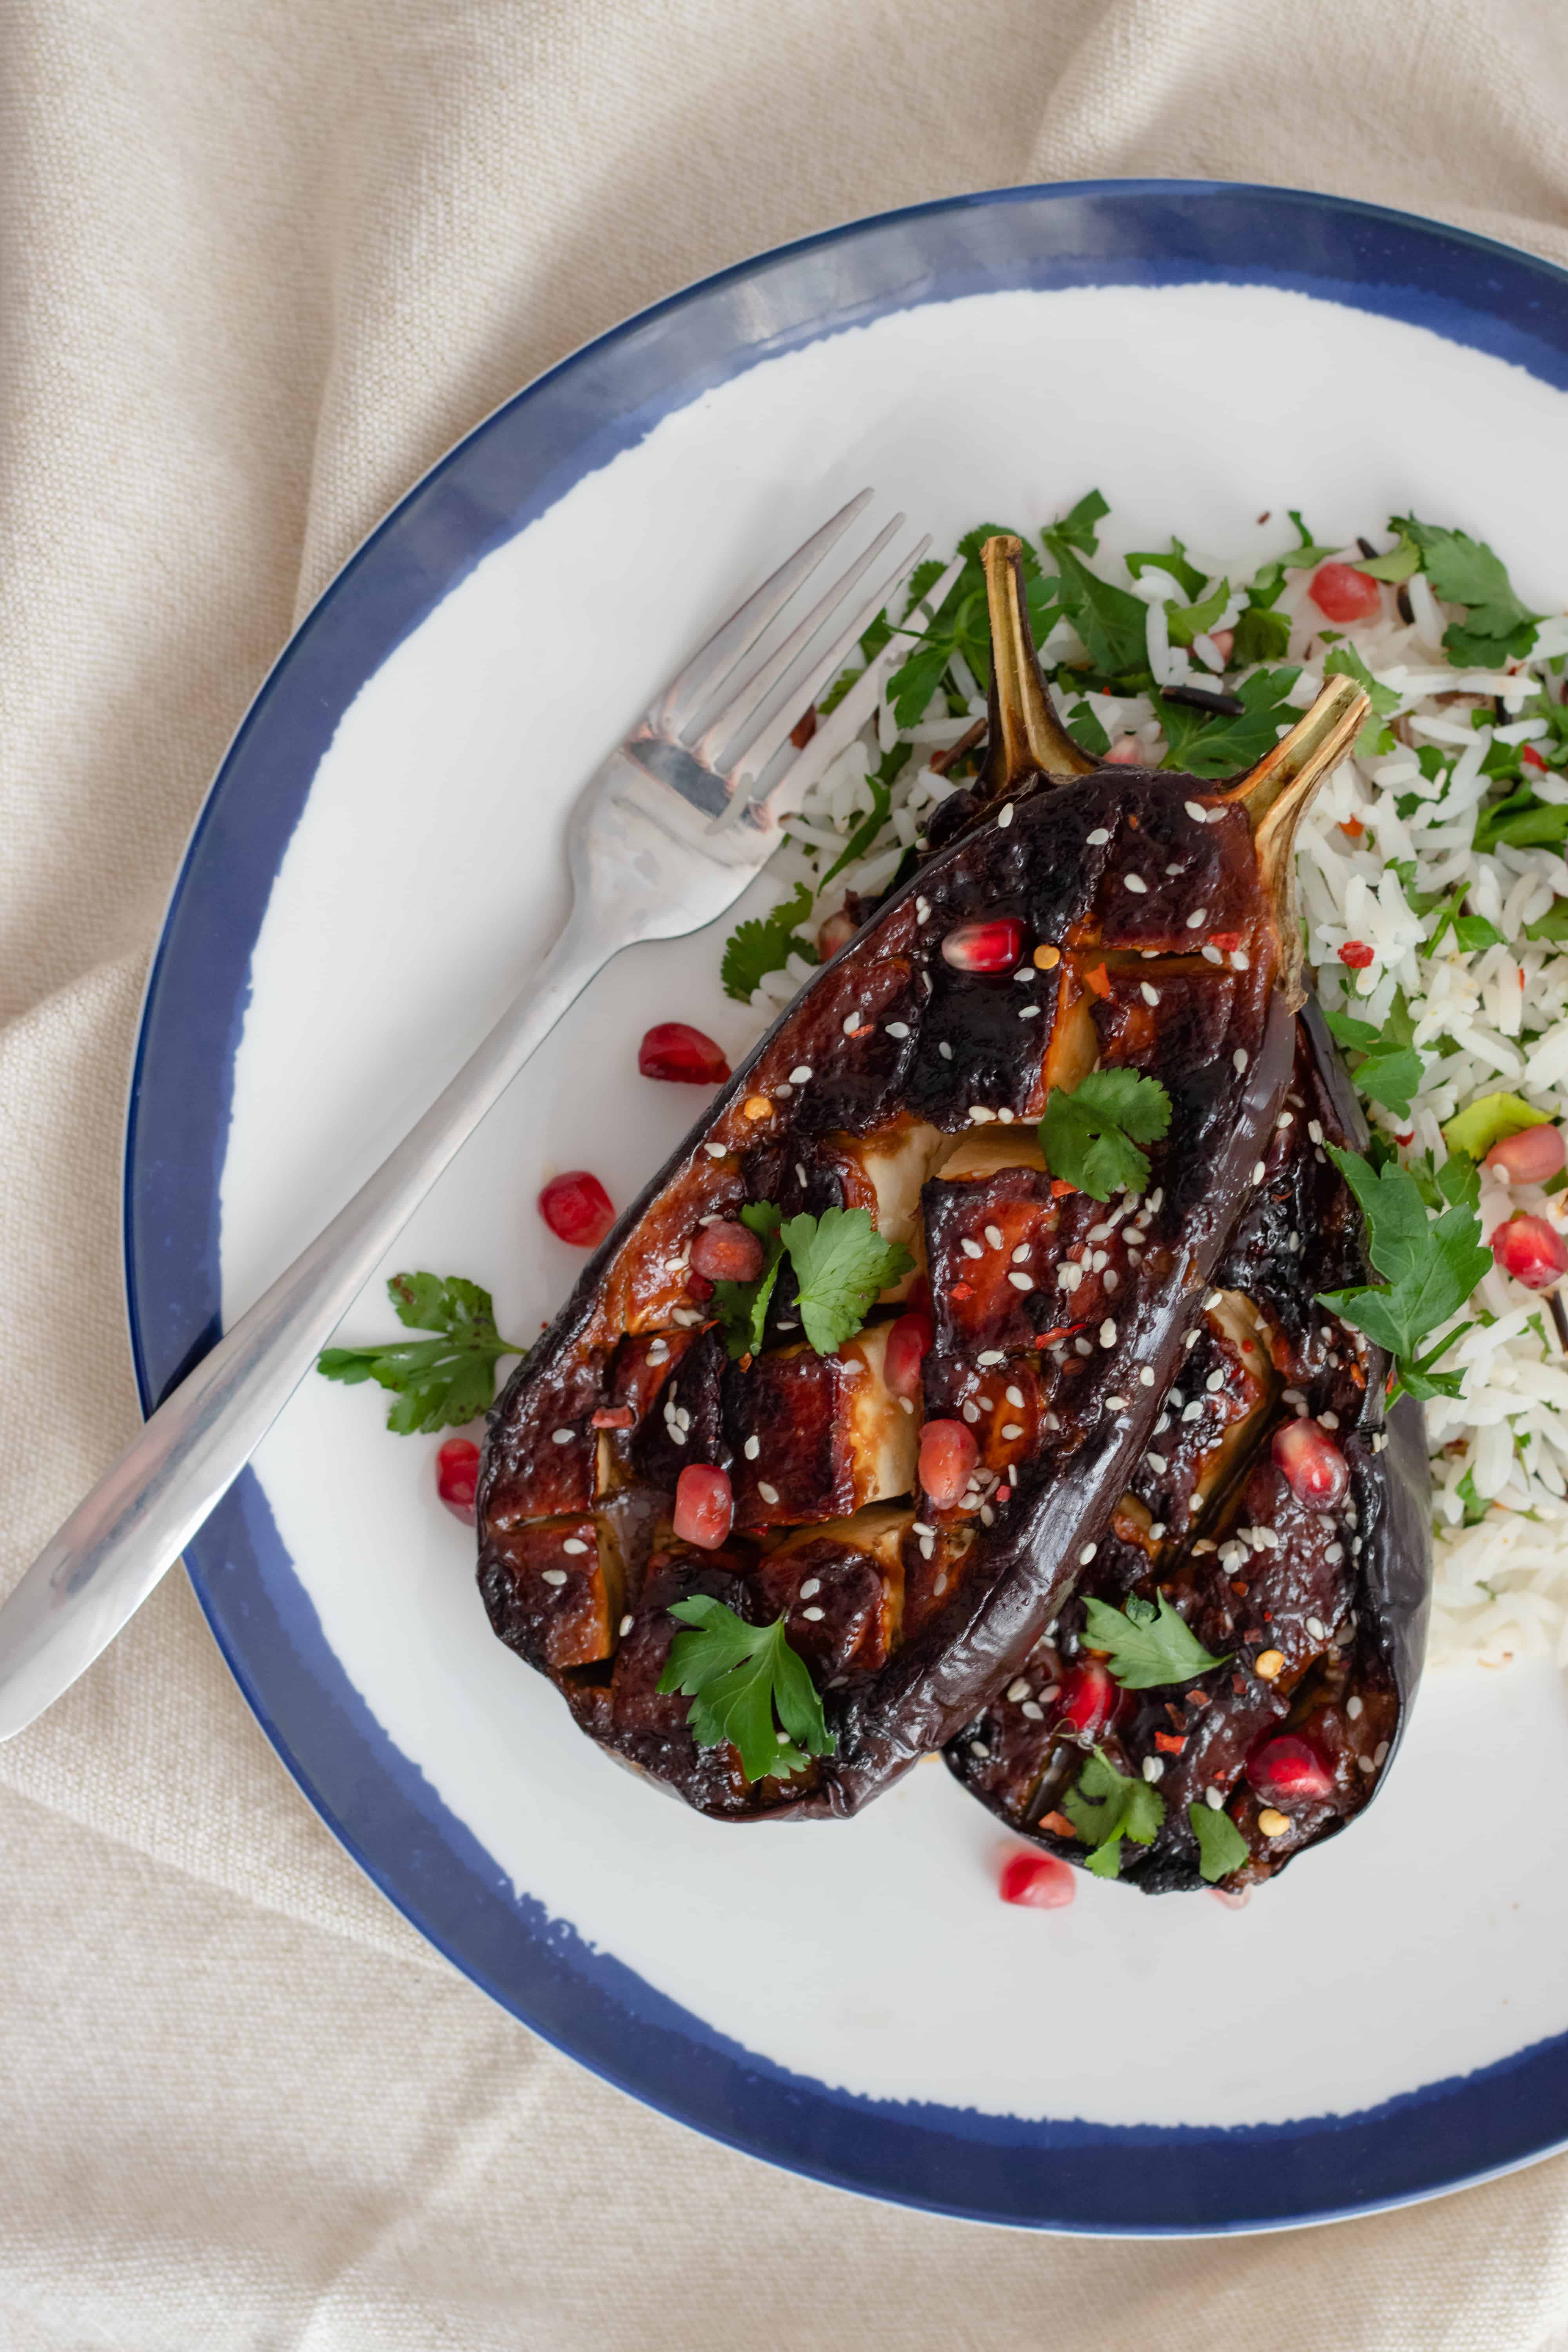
[[946, 997, 1432, 1890], [476, 536, 1374, 1823]]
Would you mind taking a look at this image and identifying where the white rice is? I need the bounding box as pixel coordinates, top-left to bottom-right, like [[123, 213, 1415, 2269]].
[[733, 518, 1568, 1680]]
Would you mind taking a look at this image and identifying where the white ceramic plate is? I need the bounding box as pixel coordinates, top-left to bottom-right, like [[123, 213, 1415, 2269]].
[[126, 183, 1568, 2230]]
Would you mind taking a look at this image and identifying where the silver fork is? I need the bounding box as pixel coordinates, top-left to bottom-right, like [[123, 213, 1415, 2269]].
[[0, 494, 959, 1739]]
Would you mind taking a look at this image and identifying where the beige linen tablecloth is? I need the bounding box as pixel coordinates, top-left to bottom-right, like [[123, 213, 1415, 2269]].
[[7, 0, 1568, 2339]]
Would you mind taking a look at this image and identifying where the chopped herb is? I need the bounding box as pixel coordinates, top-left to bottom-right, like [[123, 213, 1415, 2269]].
[[1066, 698, 1111, 758], [1323, 641, 1399, 758], [1230, 603, 1292, 666], [1422, 884, 1505, 958], [820, 744, 908, 885], [1442, 1092, 1551, 1162], [316, 1273, 527, 1434], [1247, 510, 1342, 608], [777, 1206, 913, 1356], [720, 883, 820, 1003], [711, 1203, 786, 1360], [1154, 665, 1303, 778], [1322, 998, 1423, 1119], [886, 522, 1046, 725], [657, 1596, 834, 1782], [1166, 576, 1230, 649], [1039, 526, 1150, 679], [1454, 1467, 1490, 1527], [1081, 1591, 1229, 1688], [1525, 900, 1568, 944], [1395, 516, 1543, 666], [1048, 488, 1111, 557], [1474, 791, 1568, 855], [1125, 536, 1207, 601], [1405, 1149, 1480, 1215], [1062, 1748, 1165, 1878], [1188, 1801, 1249, 1884], [1356, 532, 1422, 583], [1040, 1067, 1172, 1201], [1318, 1147, 1491, 1403]]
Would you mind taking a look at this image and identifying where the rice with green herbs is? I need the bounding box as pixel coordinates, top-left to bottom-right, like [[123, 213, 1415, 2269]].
[[721, 498, 1568, 1678]]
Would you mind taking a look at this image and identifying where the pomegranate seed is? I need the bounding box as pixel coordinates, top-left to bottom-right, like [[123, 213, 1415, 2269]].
[[1103, 734, 1145, 766], [1271, 1417, 1350, 1510], [673, 1463, 733, 1549], [1492, 1212, 1568, 1290], [999, 1851, 1076, 1909], [884, 1309, 935, 1398], [1246, 1733, 1334, 1806], [941, 917, 1024, 975], [817, 907, 857, 959], [687, 1272, 714, 1301], [789, 705, 817, 749], [637, 1022, 731, 1085], [1523, 743, 1548, 774], [1308, 561, 1382, 622], [539, 1170, 615, 1248], [1208, 626, 1234, 663], [590, 1406, 634, 1430], [1338, 940, 1375, 969], [689, 1220, 765, 1283], [919, 1418, 979, 1506], [1485, 1124, 1566, 1185], [1053, 1660, 1117, 1742], [1208, 930, 1241, 952], [436, 1438, 480, 1522]]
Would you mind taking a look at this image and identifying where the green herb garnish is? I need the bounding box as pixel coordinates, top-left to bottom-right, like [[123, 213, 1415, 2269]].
[[720, 883, 819, 1004], [1395, 516, 1543, 666], [657, 1596, 835, 1782], [1081, 1592, 1229, 1688], [1062, 1748, 1165, 1879], [1153, 666, 1304, 778], [1323, 642, 1399, 758], [316, 1273, 526, 1433], [1321, 998, 1424, 1120], [779, 1207, 913, 1356], [710, 1203, 787, 1359], [1318, 1147, 1491, 1403], [1230, 603, 1292, 666], [1188, 1801, 1249, 1884], [1040, 1068, 1172, 1201]]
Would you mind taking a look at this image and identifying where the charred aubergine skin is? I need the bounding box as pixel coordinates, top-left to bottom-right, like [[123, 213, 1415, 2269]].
[[476, 539, 1392, 1830], [945, 997, 1431, 1890]]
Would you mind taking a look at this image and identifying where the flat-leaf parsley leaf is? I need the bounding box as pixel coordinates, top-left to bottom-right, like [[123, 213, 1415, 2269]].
[[779, 1206, 913, 1356], [1188, 1801, 1249, 1884], [1041, 1068, 1171, 1201], [1318, 1146, 1491, 1403], [1062, 1748, 1165, 1878], [720, 883, 819, 1004], [1396, 515, 1543, 667], [316, 1272, 527, 1433], [657, 1596, 835, 1782]]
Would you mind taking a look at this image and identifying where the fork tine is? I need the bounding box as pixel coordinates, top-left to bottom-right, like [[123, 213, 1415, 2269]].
[[714, 530, 932, 793], [655, 488, 873, 737]]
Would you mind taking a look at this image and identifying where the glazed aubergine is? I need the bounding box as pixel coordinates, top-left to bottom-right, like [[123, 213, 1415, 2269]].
[[476, 535, 1384, 1826], [945, 998, 1431, 1892]]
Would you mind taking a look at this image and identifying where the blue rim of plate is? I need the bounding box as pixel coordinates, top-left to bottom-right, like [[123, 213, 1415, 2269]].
[[124, 179, 1568, 2234]]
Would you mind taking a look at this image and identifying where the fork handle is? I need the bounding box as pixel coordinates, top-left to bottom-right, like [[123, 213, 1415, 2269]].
[[0, 908, 608, 1740]]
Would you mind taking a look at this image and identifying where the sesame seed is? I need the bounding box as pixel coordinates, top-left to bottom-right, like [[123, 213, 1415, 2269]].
[[938, 1040, 953, 1060], [1232, 1048, 1248, 1073], [1184, 800, 1206, 822], [1020, 1699, 1043, 1720], [916, 895, 931, 922], [541, 1569, 568, 1587], [885, 1020, 911, 1039], [1087, 826, 1111, 846], [1143, 1756, 1165, 1783], [1205, 1369, 1225, 1392], [968, 1104, 994, 1124], [1124, 873, 1149, 894], [1203, 1786, 1225, 1811], [1140, 982, 1160, 1005], [1357, 1754, 1376, 1775], [1347, 1695, 1363, 1720], [1100, 1318, 1117, 1347], [795, 1162, 808, 1186], [1230, 949, 1250, 970], [978, 1350, 1005, 1366], [962, 1401, 981, 1424], [1187, 907, 1209, 929], [1008, 1272, 1034, 1290], [773, 1082, 793, 1098], [802, 1606, 825, 1622], [1074, 1336, 1093, 1356], [1321, 1411, 1339, 1430], [843, 1013, 862, 1035], [1105, 1394, 1129, 1409], [562, 1539, 588, 1556], [962, 1238, 984, 1259], [1182, 1401, 1203, 1422], [1251, 1160, 1266, 1184], [744, 1435, 761, 1460], [998, 1108, 1015, 1124], [1011, 1244, 1030, 1263], [1138, 1366, 1155, 1387], [1001, 1422, 1024, 1439], [1201, 943, 1223, 965], [758, 1481, 779, 1503], [799, 1577, 821, 1599], [1325, 1541, 1344, 1564], [1005, 1384, 1025, 1407], [789, 1065, 812, 1084], [1145, 1452, 1168, 1474], [1014, 967, 1036, 985], [970, 1740, 990, 1760], [1306, 1615, 1326, 1642], [705, 1141, 727, 1158], [985, 1223, 1004, 1248], [551, 1428, 574, 1445], [619, 1613, 635, 1636], [1184, 1330, 1200, 1349], [1374, 1740, 1390, 1766], [1018, 1004, 1041, 1019], [647, 1341, 669, 1363], [1079, 1543, 1098, 1565], [1088, 1221, 1112, 1242], [998, 801, 1014, 829], [1308, 1119, 1324, 1144]]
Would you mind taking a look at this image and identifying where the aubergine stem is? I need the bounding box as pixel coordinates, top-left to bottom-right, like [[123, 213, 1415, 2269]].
[[979, 535, 1099, 791], [1220, 674, 1369, 1007]]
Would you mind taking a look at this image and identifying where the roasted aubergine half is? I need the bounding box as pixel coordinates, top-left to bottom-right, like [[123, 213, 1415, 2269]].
[[477, 534, 1398, 1829]]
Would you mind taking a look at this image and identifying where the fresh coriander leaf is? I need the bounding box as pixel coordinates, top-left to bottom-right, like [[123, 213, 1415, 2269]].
[[820, 744, 907, 884], [1356, 1045, 1424, 1119], [316, 1272, 526, 1434], [1188, 1801, 1249, 1884], [1423, 884, 1504, 958], [1039, 535, 1151, 677], [1230, 603, 1293, 665], [1323, 1005, 1381, 1053], [1154, 666, 1303, 779], [657, 1597, 834, 1783], [1406, 1149, 1480, 1214], [1526, 900, 1568, 943], [777, 1207, 913, 1356], [1443, 1092, 1552, 1161], [1167, 576, 1230, 649], [1286, 508, 1341, 564], [1248, 511, 1342, 608], [1323, 642, 1399, 758], [711, 1203, 785, 1361], [885, 525, 1038, 723], [1474, 794, 1568, 854], [1048, 489, 1110, 557], [1125, 537, 1207, 601], [1040, 1067, 1172, 1202], [1065, 699, 1111, 758], [1081, 1592, 1229, 1688], [720, 883, 819, 1004], [889, 635, 956, 730], [1395, 516, 1542, 666], [1454, 1466, 1490, 1526], [1062, 1748, 1165, 1879], [1356, 533, 1422, 583]]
